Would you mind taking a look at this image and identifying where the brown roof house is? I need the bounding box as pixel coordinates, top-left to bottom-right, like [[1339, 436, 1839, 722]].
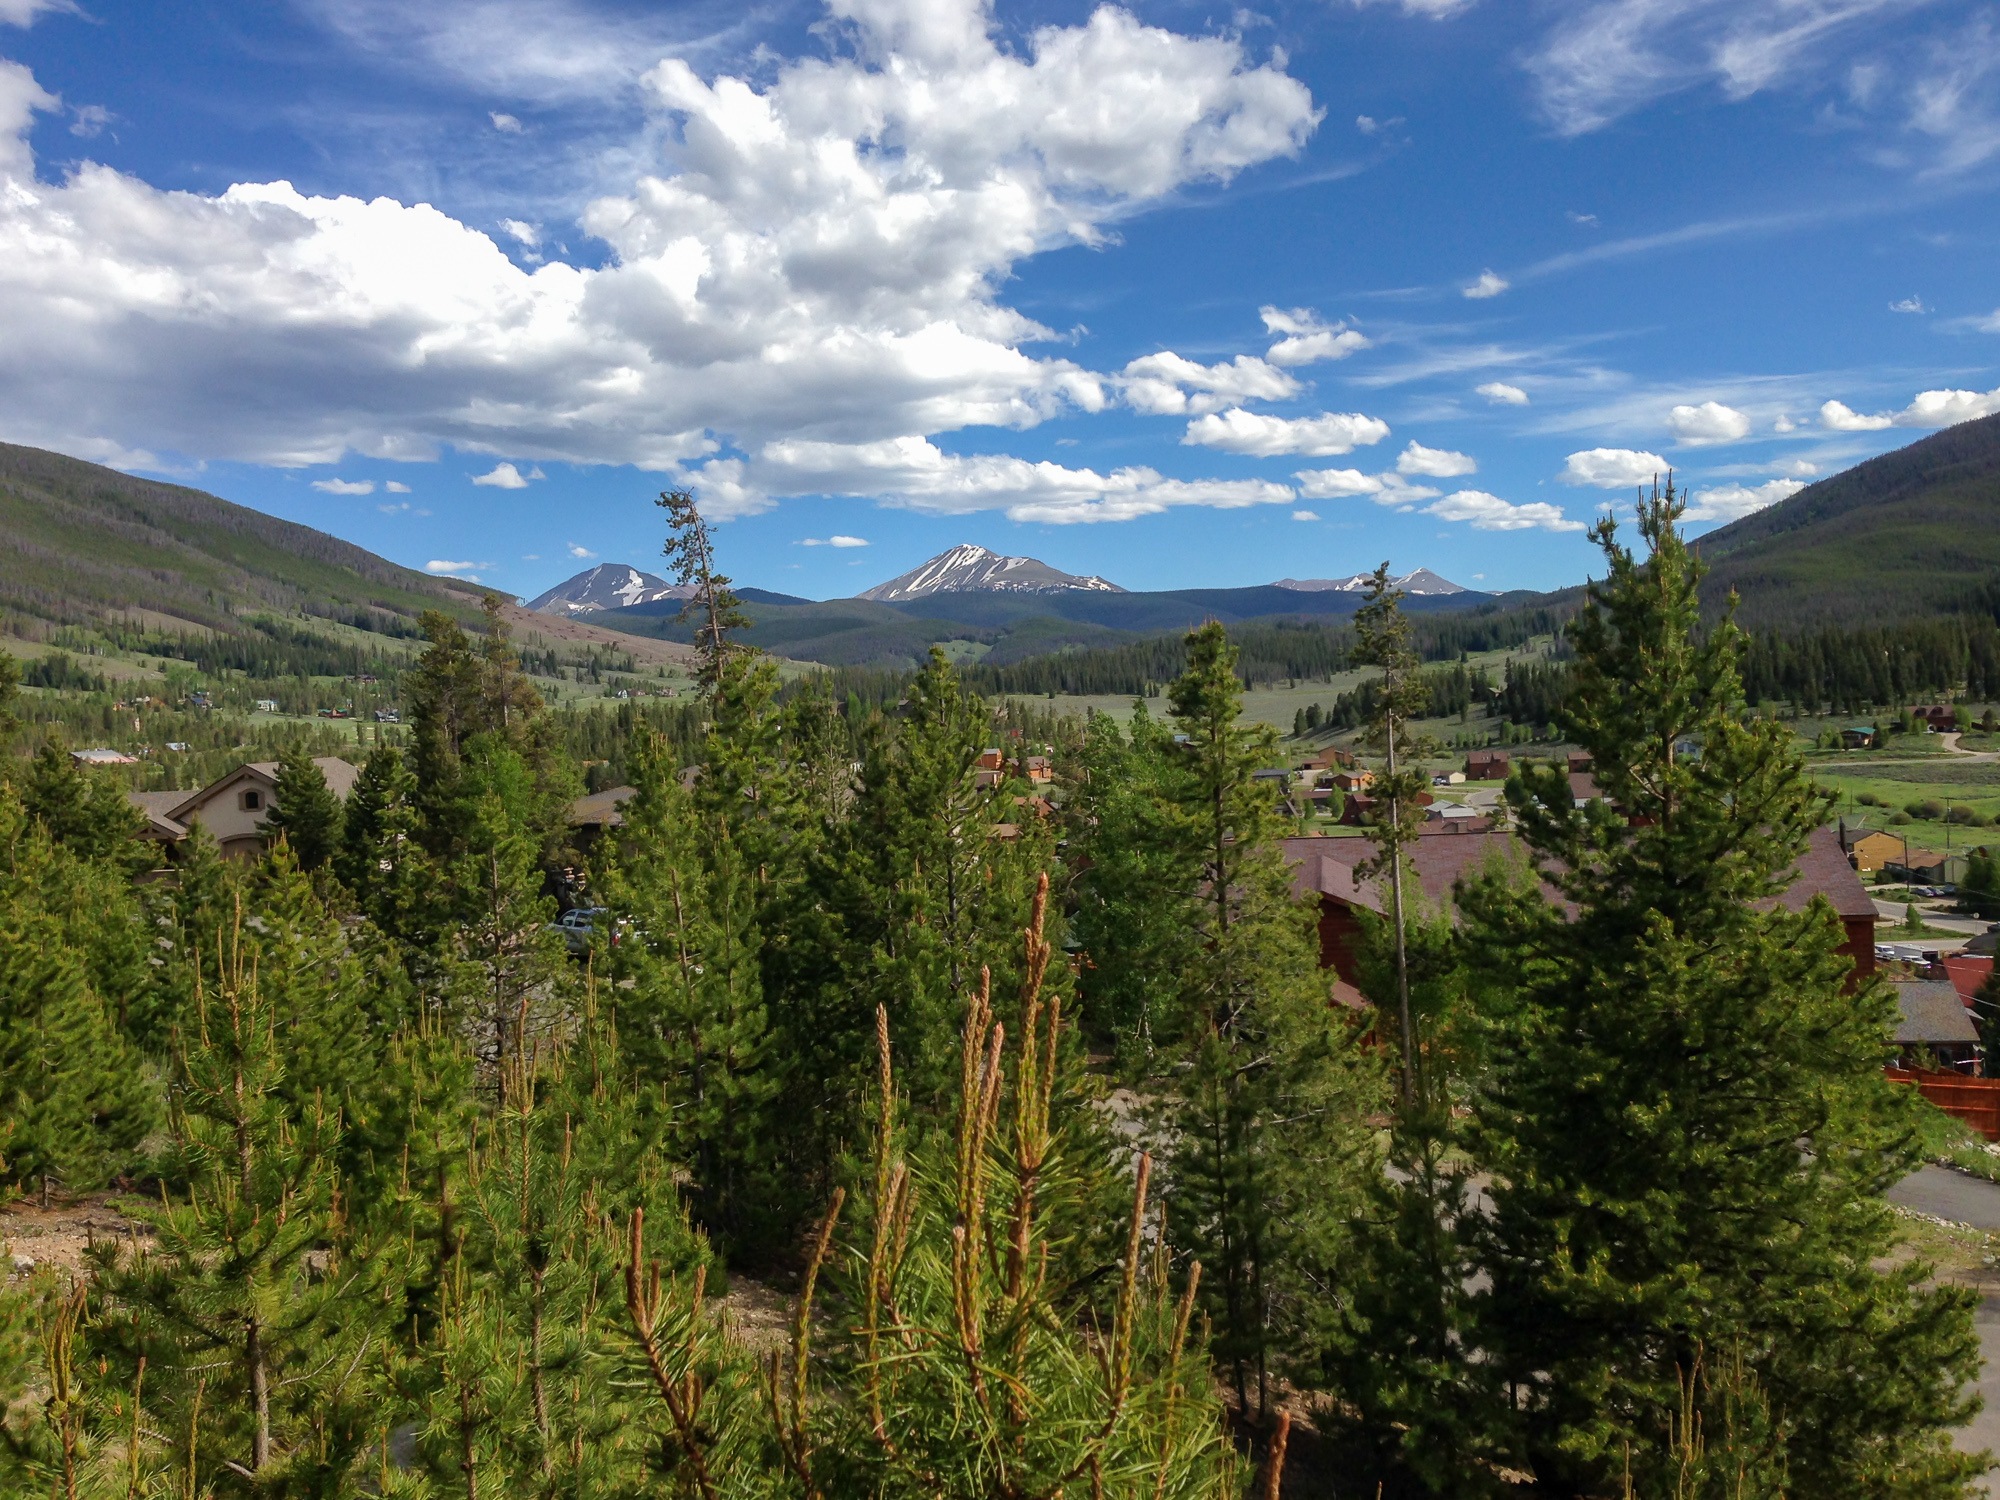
[[1890, 980, 1981, 1073], [1466, 750, 1510, 782], [1287, 824, 1880, 993], [1340, 789, 1433, 826], [133, 757, 361, 860], [569, 785, 639, 851]]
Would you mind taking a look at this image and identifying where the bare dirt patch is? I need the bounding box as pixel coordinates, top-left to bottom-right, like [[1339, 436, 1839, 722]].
[[1, 1193, 149, 1279]]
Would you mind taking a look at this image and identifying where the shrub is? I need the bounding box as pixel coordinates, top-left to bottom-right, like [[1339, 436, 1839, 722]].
[[1890, 811, 1913, 826], [1946, 806, 1978, 826], [1855, 792, 1884, 808], [1906, 799, 1945, 821]]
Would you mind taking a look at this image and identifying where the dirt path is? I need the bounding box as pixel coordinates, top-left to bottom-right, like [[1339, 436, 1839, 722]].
[[1940, 733, 2000, 763]]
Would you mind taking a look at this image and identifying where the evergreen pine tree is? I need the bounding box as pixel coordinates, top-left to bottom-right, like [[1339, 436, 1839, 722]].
[[407, 600, 573, 865], [333, 742, 433, 946], [605, 730, 786, 1256], [1460, 485, 1983, 1494], [0, 649, 18, 748], [0, 792, 157, 1195], [444, 738, 572, 1072], [620, 889, 1262, 1500], [263, 743, 343, 871], [658, 486, 750, 700], [1318, 569, 1499, 1489], [1316, 902, 1498, 1491], [87, 908, 377, 1491], [1351, 561, 1437, 1101], [1962, 845, 1998, 920], [1067, 701, 1208, 1060], [0, 1273, 171, 1497], [18, 742, 151, 870], [1156, 621, 1380, 1421]]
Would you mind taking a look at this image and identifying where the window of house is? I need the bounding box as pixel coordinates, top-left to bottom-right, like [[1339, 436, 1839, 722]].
[[241, 789, 262, 811]]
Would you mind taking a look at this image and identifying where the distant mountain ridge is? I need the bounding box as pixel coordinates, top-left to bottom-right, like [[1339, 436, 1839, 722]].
[[858, 544, 1124, 603], [1275, 569, 1467, 596], [528, 563, 694, 617]]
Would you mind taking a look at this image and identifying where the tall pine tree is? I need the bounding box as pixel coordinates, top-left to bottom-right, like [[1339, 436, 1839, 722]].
[[263, 743, 344, 872], [1156, 621, 1380, 1421], [1461, 485, 1983, 1494]]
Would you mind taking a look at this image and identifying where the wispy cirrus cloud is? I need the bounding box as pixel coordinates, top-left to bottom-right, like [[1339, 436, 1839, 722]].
[[1526, 0, 1926, 137]]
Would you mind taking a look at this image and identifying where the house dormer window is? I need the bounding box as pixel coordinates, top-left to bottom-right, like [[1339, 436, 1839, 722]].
[[241, 789, 262, 811]]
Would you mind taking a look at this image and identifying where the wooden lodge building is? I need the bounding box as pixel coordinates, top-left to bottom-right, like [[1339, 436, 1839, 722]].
[[1285, 824, 1880, 989]]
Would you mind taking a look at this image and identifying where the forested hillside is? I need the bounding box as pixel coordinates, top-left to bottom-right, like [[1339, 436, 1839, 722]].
[[1693, 410, 2000, 627], [0, 443, 486, 637]]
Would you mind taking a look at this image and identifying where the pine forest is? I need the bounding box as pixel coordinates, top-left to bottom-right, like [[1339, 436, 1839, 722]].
[[0, 489, 1986, 1499]]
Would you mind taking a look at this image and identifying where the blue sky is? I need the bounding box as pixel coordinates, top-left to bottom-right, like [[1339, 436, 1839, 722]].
[[1, 0, 1996, 601]]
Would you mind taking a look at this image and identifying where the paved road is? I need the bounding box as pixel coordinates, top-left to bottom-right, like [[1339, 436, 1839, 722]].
[[1892, 1164, 2000, 1229], [1891, 1166, 2000, 1485], [1872, 900, 1989, 941]]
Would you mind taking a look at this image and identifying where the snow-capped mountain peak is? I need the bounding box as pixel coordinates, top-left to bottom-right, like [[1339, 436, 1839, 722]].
[[1272, 568, 1467, 597], [858, 544, 1125, 603], [527, 563, 696, 616]]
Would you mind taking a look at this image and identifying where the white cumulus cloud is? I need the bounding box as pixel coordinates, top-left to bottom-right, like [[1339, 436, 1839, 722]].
[[472, 462, 542, 488], [489, 111, 524, 133], [1121, 352, 1297, 416], [1292, 469, 1439, 505], [310, 477, 376, 495], [425, 559, 491, 574], [384, 479, 411, 492], [801, 534, 870, 547], [755, 434, 1293, 525], [1682, 477, 1806, 522], [1560, 447, 1670, 488], [1889, 295, 1926, 313], [1821, 386, 2000, 432], [0, 0, 1321, 520], [1396, 441, 1477, 477], [1258, 306, 1370, 367], [1183, 408, 1391, 457], [1667, 400, 1751, 445], [1476, 381, 1529, 405], [1424, 490, 1584, 532], [1291, 508, 1320, 520], [1463, 270, 1509, 299], [567, 542, 596, 558]]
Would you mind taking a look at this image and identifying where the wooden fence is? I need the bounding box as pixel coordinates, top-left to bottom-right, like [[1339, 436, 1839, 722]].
[[1887, 1067, 2000, 1141]]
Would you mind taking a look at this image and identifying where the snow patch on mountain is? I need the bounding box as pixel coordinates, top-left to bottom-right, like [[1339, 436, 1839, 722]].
[[527, 563, 696, 616], [1273, 568, 1467, 596], [858, 544, 1125, 602]]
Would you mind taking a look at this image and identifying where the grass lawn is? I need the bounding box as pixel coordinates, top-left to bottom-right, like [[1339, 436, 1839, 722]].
[[1011, 640, 1561, 736]]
